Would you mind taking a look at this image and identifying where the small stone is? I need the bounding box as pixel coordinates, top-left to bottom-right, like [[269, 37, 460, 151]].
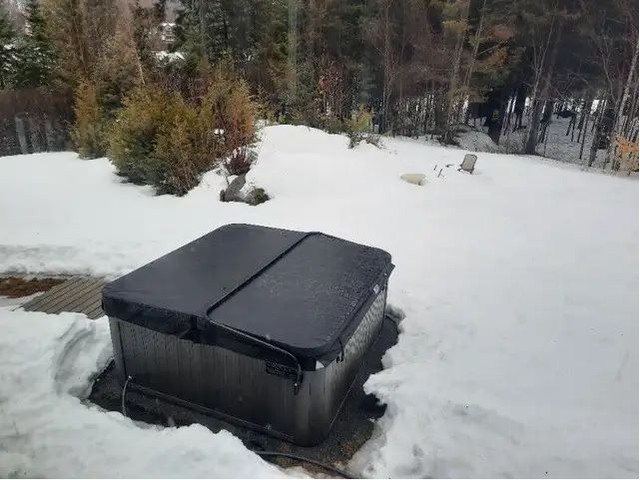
[[400, 173, 426, 186]]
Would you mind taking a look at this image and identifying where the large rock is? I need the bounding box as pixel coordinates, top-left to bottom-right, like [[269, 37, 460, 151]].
[[219, 175, 247, 202], [219, 175, 269, 205]]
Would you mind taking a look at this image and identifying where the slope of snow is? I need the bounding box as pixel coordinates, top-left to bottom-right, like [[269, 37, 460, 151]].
[[0, 125, 637, 478], [456, 126, 505, 153], [0, 292, 42, 307]]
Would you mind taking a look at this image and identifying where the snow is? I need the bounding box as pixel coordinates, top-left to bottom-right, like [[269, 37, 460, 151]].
[[456, 116, 612, 168], [456, 126, 505, 153], [0, 125, 638, 478], [0, 292, 42, 308], [0, 309, 284, 478], [155, 50, 185, 62]]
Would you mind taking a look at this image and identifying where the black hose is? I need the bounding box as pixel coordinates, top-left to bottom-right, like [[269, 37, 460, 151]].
[[383, 313, 399, 333], [121, 375, 133, 417], [253, 450, 355, 479], [120, 377, 353, 477]]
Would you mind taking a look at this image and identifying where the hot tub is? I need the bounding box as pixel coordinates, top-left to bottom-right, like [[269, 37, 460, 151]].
[[102, 224, 394, 446]]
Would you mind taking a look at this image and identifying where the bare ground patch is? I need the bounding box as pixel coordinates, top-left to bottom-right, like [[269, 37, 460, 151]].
[[0, 276, 65, 298]]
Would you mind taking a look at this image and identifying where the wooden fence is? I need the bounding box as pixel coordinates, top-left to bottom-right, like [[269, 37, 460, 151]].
[[0, 88, 73, 157]]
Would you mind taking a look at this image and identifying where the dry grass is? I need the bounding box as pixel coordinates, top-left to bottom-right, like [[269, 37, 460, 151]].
[[0, 276, 65, 298]]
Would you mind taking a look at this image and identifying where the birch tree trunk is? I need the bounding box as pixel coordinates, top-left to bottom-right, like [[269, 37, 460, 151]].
[[443, 19, 468, 144], [588, 99, 603, 167], [461, 0, 486, 99], [525, 17, 560, 154], [606, 39, 638, 169]]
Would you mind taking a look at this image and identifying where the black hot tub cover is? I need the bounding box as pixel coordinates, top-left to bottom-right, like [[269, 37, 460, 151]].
[[102, 224, 394, 363]]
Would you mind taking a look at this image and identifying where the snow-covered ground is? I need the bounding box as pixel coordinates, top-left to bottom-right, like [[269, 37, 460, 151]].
[[456, 116, 610, 168], [0, 309, 285, 478], [0, 125, 637, 478], [0, 292, 43, 308]]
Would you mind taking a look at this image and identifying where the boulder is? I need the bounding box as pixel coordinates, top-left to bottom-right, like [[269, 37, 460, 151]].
[[220, 174, 247, 202], [220, 175, 270, 205]]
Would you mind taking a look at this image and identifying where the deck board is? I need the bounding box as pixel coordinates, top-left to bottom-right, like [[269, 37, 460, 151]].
[[47, 279, 103, 314], [22, 277, 105, 319], [22, 277, 83, 311]]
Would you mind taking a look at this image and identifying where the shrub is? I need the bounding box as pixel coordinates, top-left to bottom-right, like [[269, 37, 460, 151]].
[[321, 115, 345, 135], [199, 67, 258, 180], [246, 187, 269, 205], [344, 105, 373, 148], [225, 147, 255, 176], [109, 87, 211, 195], [201, 68, 257, 157], [150, 97, 203, 195], [94, 31, 144, 117], [108, 86, 169, 185], [71, 33, 143, 160], [107, 67, 258, 196], [71, 81, 108, 158]]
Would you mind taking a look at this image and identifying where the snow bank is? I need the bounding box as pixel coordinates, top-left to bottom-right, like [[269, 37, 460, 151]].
[[0, 125, 637, 477], [463, 116, 610, 167], [456, 127, 505, 153], [0, 309, 283, 478]]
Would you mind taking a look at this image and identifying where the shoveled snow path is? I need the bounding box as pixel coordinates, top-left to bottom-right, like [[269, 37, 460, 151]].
[[0, 125, 637, 478]]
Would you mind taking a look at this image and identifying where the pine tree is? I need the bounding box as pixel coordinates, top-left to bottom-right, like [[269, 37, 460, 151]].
[[42, 0, 90, 87], [13, 0, 56, 87], [132, 0, 162, 72], [0, 3, 18, 89], [172, 0, 205, 73]]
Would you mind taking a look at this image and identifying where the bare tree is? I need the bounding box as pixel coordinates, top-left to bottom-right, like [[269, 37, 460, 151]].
[[523, 2, 559, 154], [368, 0, 401, 133]]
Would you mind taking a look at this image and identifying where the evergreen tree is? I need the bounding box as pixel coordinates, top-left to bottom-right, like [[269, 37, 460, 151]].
[[172, 0, 206, 73], [12, 0, 634, 157], [172, 0, 289, 104], [13, 0, 56, 87], [245, 0, 288, 107], [43, 0, 120, 87], [43, 0, 89, 87], [0, 3, 18, 89], [132, 0, 162, 72]]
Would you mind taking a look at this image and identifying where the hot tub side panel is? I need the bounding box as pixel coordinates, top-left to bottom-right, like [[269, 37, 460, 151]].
[[294, 285, 388, 444], [108, 285, 387, 445]]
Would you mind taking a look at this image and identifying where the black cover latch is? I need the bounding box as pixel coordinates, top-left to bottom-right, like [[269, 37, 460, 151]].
[[265, 361, 297, 379], [265, 361, 303, 394]]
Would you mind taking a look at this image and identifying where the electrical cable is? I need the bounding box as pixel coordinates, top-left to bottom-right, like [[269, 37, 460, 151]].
[[253, 450, 355, 479]]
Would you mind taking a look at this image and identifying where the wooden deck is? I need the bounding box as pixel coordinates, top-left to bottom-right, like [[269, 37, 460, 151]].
[[22, 276, 105, 319]]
